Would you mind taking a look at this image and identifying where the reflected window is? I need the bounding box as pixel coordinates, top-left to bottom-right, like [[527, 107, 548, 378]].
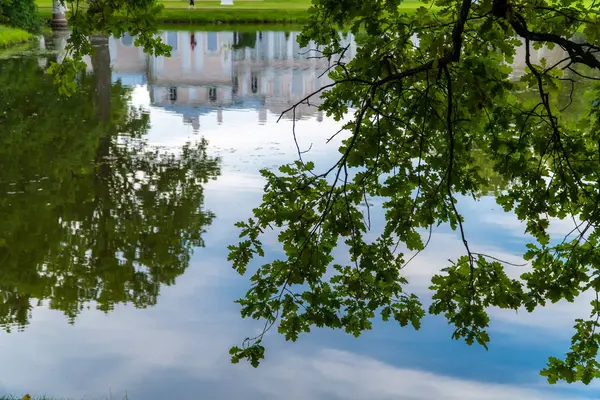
[[121, 32, 134, 46], [232, 75, 239, 96], [169, 87, 177, 102], [209, 87, 217, 102], [207, 32, 218, 52], [292, 73, 302, 96], [251, 73, 258, 94], [167, 31, 178, 52]]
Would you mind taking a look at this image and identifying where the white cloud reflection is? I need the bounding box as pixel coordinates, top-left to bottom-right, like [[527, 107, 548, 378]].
[[248, 349, 597, 400]]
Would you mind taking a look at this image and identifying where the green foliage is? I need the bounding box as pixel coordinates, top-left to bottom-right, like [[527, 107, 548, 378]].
[[226, 0, 600, 386], [0, 49, 220, 330], [0, 0, 40, 32]]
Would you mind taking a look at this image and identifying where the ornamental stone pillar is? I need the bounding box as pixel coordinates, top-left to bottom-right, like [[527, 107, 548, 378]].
[[51, 0, 68, 30]]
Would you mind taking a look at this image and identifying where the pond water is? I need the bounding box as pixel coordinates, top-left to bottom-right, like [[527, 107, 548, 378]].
[[0, 29, 598, 399]]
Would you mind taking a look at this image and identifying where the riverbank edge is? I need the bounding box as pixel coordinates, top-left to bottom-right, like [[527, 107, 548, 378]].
[[0, 25, 33, 47], [36, 7, 312, 24]]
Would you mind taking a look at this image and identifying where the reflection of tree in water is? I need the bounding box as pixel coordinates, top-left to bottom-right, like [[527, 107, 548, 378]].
[[232, 32, 257, 50], [0, 36, 221, 330]]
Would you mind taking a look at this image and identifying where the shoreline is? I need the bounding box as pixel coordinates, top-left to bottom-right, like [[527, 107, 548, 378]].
[[34, 0, 426, 25], [36, 5, 312, 25]]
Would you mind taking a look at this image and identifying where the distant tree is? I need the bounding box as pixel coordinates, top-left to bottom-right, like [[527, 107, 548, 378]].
[[226, 0, 600, 386], [0, 0, 40, 32]]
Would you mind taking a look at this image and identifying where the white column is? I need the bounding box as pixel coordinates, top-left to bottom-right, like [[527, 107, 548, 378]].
[[38, 36, 48, 69], [287, 33, 294, 60], [194, 32, 204, 72], [109, 36, 117, 68], [261, 71, 268, 94], [222, 47, 232, 75], [349, 33, 357, 59], [242, 69, 251, 96], [53, 31, 69, 64], [255, 33, 261, 57], [156, 32, 165, 75], [181, 31, 191, 74], [266, 66, 275, 95], [267, 32, 274, 61]]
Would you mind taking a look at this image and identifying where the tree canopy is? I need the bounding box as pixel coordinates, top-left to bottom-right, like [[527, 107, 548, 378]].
[[0, 0, 39, 32], [225, 0, 600, 386], [0, 42, 220, 330], [44, 0, 600, 388]]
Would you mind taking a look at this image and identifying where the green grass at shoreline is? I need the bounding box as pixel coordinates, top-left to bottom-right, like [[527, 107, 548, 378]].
[[159, 22, 306, 31], [35, 0, 598, 25], [37, 7, 311, 24], [35, 0, 423, 24], [0, 25, 33, 47], [36, 0, 313, 24]]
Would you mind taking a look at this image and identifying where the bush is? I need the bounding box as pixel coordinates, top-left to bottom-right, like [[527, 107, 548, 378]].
[[0, 0, 40, 32]]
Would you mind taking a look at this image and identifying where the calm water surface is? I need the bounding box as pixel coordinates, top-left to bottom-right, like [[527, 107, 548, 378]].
[[0, 30, 598, 399]]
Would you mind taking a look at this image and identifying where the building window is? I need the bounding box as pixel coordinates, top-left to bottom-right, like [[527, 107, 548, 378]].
[[207, 32, 218, 52], [169, 87, 177, 102], [251, 74, 258, 94], [232, 76, 239, 96], [209, 87, 217, 102], [167, 31, 178, 52]]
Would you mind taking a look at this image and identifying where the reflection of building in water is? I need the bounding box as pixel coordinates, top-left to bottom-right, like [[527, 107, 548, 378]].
[[145, 31, 356, 129], [70, 31, 356, 131]]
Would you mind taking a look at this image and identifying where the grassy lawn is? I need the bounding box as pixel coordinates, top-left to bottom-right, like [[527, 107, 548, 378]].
[[35, 0, 424, 24], [0, 25, 32, 47]]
